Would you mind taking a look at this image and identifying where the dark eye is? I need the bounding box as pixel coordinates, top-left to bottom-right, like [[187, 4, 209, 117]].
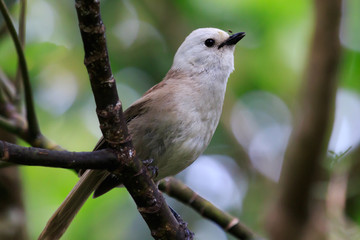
[[204, 38, 215, 47]]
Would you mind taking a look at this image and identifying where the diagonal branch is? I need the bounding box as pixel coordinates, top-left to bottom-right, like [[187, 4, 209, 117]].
[[75, 1, 186, 238], [159, 177, 258, 240], [40, 1, 188, 239], [14, 0, 27, 95], [0, 0, 40, 139], [0, 140, 119, 169]]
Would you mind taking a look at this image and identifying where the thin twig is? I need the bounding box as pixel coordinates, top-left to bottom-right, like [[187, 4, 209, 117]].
[[0, 0, 17, 40], [0, 0, 41, 140], [0, 140, 119, 169], [0, 115, 24, 135], [0, 112, 64, 151], [18, 0, 26, 47], [0, 85, 6, 103], [0, 68, 16, 100], [159, 177, 258, 240], [26, 135, 64, 151], [14, 0, 27, 95]]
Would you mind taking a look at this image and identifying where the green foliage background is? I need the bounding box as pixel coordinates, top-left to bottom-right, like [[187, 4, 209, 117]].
[[0, 0, 359, 239]]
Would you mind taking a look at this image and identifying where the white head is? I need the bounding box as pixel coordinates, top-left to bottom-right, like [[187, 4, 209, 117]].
[[172, 28, 245, 75]]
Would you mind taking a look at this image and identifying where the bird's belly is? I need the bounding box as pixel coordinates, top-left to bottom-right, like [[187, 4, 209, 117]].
[[130, 113, 217, 180], [153, 131, 211, 180]]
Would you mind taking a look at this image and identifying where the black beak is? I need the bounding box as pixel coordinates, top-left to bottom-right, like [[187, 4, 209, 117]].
[[218, 32, 246, 49]]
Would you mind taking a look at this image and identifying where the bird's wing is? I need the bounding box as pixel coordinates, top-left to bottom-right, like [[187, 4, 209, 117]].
[[40, 83, 156, 239], [93, 96, 152, 197], [93, 96, 151, 151]]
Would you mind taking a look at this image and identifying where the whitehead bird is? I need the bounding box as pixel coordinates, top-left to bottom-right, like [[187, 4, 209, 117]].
[[39, 27, 245, 239]]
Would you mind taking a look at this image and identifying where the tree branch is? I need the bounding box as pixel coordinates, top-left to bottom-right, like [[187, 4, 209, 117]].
[[0, 140, 119, 169], [0, 115, 23, 135], [159, 177, 258, 240], [0, 111, 62, 151], [18, 0, 27, 46], [43, 1, 186, 239], [14, 0, 27, 95], [0, 1, 57, 149], [0, 0, 40, 139], [266, 0, 342, 239], [0, 68, 16, 101]]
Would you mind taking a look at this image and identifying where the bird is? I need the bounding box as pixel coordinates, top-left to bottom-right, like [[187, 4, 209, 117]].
[[39, 27, 245, 240]]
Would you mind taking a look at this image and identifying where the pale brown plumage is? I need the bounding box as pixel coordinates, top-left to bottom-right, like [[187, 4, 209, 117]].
[[39, 28, 245, 240]]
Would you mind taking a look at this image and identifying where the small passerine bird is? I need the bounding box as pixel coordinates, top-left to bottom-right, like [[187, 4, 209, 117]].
[[39, 27, 245, 239]]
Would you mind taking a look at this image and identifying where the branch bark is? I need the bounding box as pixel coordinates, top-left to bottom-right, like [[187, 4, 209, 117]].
[[0, 141, 118, 169], [159, 177, 258, 240], [266, 0, 342, 239], [72, 0, 187, 239]]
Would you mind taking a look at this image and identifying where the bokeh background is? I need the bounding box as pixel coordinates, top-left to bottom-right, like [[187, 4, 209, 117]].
[[0, 0, 360, 239]]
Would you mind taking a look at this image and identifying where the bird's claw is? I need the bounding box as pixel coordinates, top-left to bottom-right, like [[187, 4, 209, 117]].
[[143, 158, 158, 178], [147, 165, 159, 179], [143, 158, 154, 166]]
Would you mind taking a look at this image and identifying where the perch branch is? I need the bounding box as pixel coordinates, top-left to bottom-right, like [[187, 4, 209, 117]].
[[159, 177, 258, 240], [266, 0, 342, 239], [0, 140, 119, 169]]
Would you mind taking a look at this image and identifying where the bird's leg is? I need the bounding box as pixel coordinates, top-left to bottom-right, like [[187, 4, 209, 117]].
[[168, 206, 194, 239]]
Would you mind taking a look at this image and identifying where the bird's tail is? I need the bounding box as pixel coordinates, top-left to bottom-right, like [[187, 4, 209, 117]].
[[38, 170, 109, 240]]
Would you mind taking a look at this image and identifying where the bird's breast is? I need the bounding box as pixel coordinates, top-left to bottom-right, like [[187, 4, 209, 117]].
[[128, 75, 228, 179]]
